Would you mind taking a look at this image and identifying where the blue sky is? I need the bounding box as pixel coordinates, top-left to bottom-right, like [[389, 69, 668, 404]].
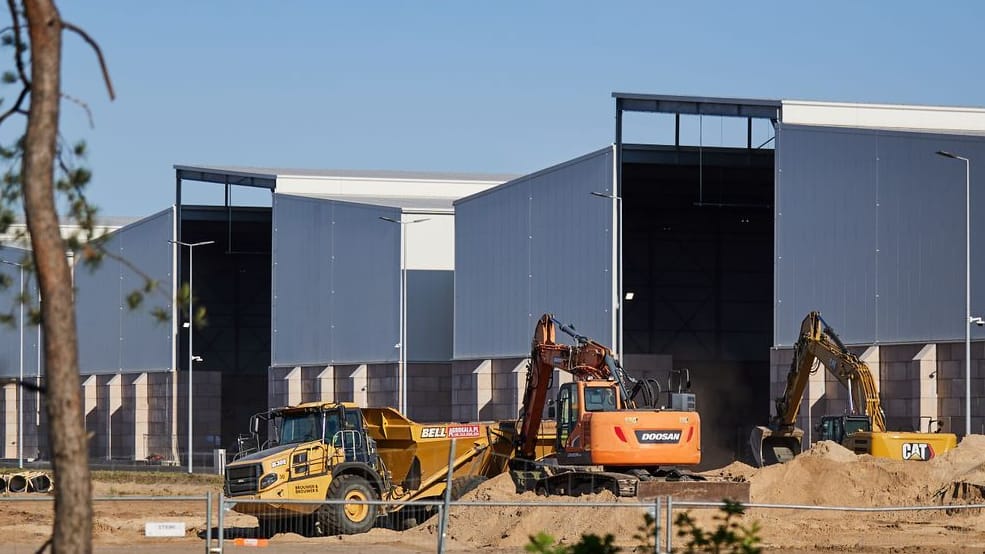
[[48, 1, 985, 216]]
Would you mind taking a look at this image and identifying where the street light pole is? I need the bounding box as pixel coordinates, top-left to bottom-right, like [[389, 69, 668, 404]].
[[1, 259, 24, 468], [938, 150, 974, 436], [169, 239, 214, 473], [379, 216, 429, 414], [591, 192, 623, 360]]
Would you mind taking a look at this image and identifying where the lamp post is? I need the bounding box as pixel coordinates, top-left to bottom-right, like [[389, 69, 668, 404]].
[[0, 259, 23, 468], [169, 239, 214, 473], [379, 216, 429, 414], [590, 191, 623, 360], [937, 150, 975, 436]]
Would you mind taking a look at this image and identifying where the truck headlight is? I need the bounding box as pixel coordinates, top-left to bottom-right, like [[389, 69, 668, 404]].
[[259, 473, 278, 489]]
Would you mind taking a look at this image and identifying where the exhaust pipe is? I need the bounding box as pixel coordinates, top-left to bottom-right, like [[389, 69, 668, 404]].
[[28, 472, 53, 493], [7, 473, 29, 493], [750, 426, 804, 467]]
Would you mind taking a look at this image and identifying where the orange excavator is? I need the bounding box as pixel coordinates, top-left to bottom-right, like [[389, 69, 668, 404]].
[[511, 314, 749, 501]]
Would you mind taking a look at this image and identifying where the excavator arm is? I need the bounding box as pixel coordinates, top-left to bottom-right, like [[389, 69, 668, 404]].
[[515, 315, 612, 460], [514, 314, 660, 460], [751, 311, 886, 466], [771, 312, 886, 433]]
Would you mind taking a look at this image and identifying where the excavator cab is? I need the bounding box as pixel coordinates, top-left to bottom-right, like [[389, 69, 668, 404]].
[[555, 381, 621, 454], [818, 414, 872, 444]]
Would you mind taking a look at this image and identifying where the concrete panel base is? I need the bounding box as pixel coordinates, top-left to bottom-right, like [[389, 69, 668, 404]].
[[2, 382, 16, 460], [0, 370, 207, 466]]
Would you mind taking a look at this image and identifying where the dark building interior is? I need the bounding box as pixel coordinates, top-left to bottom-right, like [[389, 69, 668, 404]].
[[178, 206, 272, 453], [621, 140, 775, 467]]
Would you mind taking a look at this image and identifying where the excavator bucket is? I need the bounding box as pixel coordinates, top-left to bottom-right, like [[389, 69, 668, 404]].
[[750, 426, 803, 467]]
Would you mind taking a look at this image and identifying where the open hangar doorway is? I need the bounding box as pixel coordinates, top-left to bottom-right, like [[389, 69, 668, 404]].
[[615, 94, 778, 467], [175, 167, 273, 458]]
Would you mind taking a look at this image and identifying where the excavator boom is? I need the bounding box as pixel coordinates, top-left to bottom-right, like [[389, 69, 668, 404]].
[[516, 314, 644, 460]]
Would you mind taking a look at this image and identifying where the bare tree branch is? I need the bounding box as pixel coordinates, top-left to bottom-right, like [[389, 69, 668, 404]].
[[0, 84, 28, 126], [61, 20, 113, 100], [5, 0, 29, 87], [60, 91, 93, 127]]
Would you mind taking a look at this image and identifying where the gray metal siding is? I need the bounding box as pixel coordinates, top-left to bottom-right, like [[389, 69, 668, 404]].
[[455, 148, 614, 359], [0, 246, 39, 379], [407, 270, 453, 362], [271, 194, 400, 366], [76, 209, 174, 374], [775, 123, 985, 346]]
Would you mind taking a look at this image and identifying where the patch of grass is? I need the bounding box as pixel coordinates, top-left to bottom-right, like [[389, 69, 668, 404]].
[[92, 470, 223, 486]]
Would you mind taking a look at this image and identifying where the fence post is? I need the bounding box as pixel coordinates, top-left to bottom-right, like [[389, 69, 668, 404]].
[[217, 493, 225, 554], [653, 496, 661, 554], [437, 438, 457, 554], [205, 490, 213, 554], [665, 495, 673, 553]]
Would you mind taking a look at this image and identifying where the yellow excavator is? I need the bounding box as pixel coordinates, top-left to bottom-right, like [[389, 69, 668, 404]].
[[750, 311, 957, 466]]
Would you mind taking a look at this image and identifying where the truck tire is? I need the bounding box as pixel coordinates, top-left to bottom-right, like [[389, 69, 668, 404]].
[[317, 474, 379, 535], [450, 476, 488, 500]]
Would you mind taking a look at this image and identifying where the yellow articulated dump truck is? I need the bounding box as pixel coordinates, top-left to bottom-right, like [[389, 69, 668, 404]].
[[223, 402, 525, 537]]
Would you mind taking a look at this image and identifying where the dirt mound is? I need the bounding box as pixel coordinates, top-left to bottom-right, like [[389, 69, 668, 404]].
[[927, 434, 985, 483], [801, 440, 857, 462], [458, 472, 519, 501], [404, 436, 985, 548], [750, 453, 929, 506], [747, 435, 985, 507], [410, 473, 644, 547], [702, 460, 756, 482]]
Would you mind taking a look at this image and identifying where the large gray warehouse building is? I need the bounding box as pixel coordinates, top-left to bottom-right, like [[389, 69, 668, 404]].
[[1, 168, 510, 465], [451, 93, 985, 466], [2, 92, 985, 469]]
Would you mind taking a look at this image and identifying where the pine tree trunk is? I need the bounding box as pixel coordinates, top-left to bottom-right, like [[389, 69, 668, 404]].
[[21, 0, 93, 552]]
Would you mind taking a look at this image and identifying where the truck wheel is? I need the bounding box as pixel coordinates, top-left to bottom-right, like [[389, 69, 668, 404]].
[[317, 474, 379, 535]]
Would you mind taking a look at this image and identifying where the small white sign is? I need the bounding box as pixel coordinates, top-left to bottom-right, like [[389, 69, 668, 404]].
[[145, 521, 186, 537]]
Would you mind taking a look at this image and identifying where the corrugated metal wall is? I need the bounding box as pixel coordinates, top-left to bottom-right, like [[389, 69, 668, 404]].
[[454, 148, 615, 359], [271, 194, 400, 366], [775, 123, 985, 346], [76, 208, 174, 374], [0, 246, 39, 379], [407, 270, 453, 362]]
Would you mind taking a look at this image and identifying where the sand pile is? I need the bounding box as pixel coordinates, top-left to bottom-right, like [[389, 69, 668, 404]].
[[703, 460, 757, 482], [403, 436, 985, 548], [749, 434, 985, 507], [801, 440, 858, 462], [925, 434, 985, 485], [408, 473, 649, 547]]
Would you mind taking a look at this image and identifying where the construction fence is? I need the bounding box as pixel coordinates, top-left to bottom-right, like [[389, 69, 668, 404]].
[[1, 492, 983, 553]]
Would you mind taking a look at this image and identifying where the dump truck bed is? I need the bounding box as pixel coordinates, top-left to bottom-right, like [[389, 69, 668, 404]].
[[361, 407, 517, 500]]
